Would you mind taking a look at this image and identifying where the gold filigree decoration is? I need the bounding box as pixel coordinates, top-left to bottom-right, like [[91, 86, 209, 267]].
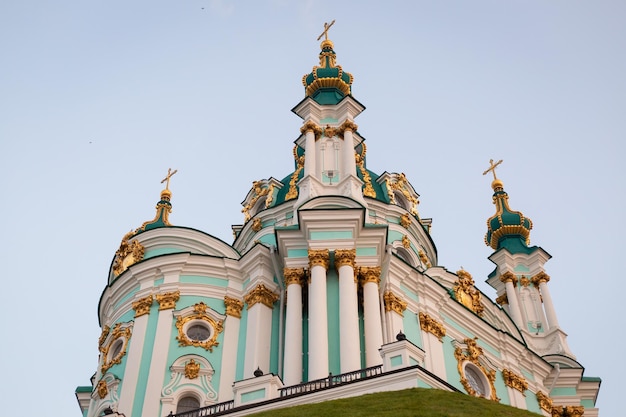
[[100, 323, 132, 373], [337, 120, 358, 136], [97, 379, 108, 399], [308, 249, 330, 269], [402, 235, 410, 249], [112, 233, 145, 277], [224, 296, 244, 318], [286, 145, 305, 201], [383, 291, 407, 316], [453, 270, 484, 316], [418, 312, 446, 341], [244, 284, 279, 309], [551, 405, 585, 417], [418, 250, 431, 268], [358, 266, 381, 285], [252, 218, 262, 232], [502, 369, 528, 394], [242, 181, 274, 222], [496, 294, 508, 305], [386, 173, 419, 216], [536, 391, 553, 413], [400, 213, 411, 228], [132, 295, 154, 318], [355, 142, 376, 198], [175, 302, 224, 352], [454, 338, 499, 402], [156, 291, 180, 311], [185, 359, 201, 379], [323, 124, 337, 138], [300, 120, 323, 140], [334, 249, 356, 268], [284, 268, 305, 286], [98, 325, 110, 348], [520, 276, 531, 287]]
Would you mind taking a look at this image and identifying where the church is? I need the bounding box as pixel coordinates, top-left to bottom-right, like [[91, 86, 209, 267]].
[[75, 23, 601, 417]]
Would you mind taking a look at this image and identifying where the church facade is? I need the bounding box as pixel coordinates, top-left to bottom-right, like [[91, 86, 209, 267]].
[[75, 27, 601, 417]]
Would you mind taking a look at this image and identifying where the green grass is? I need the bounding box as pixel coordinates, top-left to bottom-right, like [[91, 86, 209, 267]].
[[248, 388, 541, 417]]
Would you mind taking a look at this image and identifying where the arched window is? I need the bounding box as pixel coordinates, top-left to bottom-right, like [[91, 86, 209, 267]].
[[176, 395, 201, 413]]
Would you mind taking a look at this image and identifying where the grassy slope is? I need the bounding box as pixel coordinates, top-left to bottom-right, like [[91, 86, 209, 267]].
[[249, 388, 541, 417]]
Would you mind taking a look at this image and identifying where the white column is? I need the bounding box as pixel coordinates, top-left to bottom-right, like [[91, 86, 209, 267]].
[[301, 121, 320, 178], [219, 296, 243, 400], [282, 268, 305, 386], [243, 284, 278, 378], [533, 272, 560, 329], [500, 272, 524, 327], [339, 120, 358, 179], [418, 312, 446, 378], [141, 291, 180, 417], [360, 267, 384, 367], [116, 294, 153, 416], [335, 249, 360, 373], [308, 249, 329, 381]]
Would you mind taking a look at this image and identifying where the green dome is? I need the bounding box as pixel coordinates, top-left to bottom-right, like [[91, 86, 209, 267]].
[[302, 39, 353, 105], [484, 179, 533, 251]]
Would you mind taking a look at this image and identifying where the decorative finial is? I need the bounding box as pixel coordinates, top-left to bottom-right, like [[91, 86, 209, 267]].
[[161, 168, 178, 191], [482, 159, 503, 181], [317, 19, 335, 41]]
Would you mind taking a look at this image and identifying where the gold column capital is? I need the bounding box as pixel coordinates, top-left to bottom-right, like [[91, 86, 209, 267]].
[[300, 120, 322, 140], [496, 293, 508, 305], [284, 267, 306, 286], [500, 271, 518, 285], [156, 290, 180, 310], [502, 368, 528, 394], [334, 248, 356, 268], [132, 295, 153, 317], [337, 119, 358, 138], [418, 312, 446, 341], [531, 271, 550, 286], [358, 266, 381, 285], [224, 296, 244, 318], [308, 249, 330, 269], [383, 291, 407, 316], [244, 284, 279, 309]]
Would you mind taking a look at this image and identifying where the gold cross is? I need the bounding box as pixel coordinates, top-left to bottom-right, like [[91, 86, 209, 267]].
[[161, 168, 178, 190], [317, 20, 335, 41], [482, 159, 503, 180]]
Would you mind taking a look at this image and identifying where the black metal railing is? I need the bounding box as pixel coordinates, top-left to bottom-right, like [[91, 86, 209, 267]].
[[279, 365, 383, 398], [169, 400, 234, 417]]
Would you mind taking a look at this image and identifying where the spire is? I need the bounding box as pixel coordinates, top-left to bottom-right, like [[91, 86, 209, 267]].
[[302, 20, 354, 105], [136, 168, 177, 233], [483, 160, 533, 251]]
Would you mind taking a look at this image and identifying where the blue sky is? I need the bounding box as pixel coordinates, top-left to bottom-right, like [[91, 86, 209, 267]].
[[1, 1, 623, 415]]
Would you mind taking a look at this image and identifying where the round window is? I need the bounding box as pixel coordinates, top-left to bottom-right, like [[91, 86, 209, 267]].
[[465, 364, 487, 397], [186, 323, 211, 341], [176, 395, 201, 413], [109, 339, 124, 361]]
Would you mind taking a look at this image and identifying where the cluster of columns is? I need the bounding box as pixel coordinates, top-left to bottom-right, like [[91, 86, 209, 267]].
[[282, 249, 383, 386], [300, 120, 359, 181], [499, 271, 560, 331]]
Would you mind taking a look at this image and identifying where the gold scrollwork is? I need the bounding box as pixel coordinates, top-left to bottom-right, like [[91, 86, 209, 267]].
[[308, 249, 330, 269], [418, 312, 446, 341], [156, 291, 180, 311], [418, 250, 431, 268], [383, 291, 407, 316], [454, 338, 499, 402], [520, 276, 531, 287], [100, 323, 132, 373], [224, 296, 244, 318], [97, 379, 108, 399], [113, 233, 145, 277], [323, 124, 337, 138], [551, 405, 585, 417], [400, 213, 411, 228], [536, 391, 553, 413], [386, 173, 419, 216], [252, 218, 262, 232], [132, 295, 154, 318], [244, 284, 279, 309], [300, 120, 322, 140], [242, 180, 274, 222], [286, 145, 305, 201], [402, 235, 411, 249], [453, 269, 484, 316], [175, 302, 224, 352], [502, 368, 528, 394], [185, 359, 201, 379], [98, 325, 110, 348], [355, 142, 376, 198]]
